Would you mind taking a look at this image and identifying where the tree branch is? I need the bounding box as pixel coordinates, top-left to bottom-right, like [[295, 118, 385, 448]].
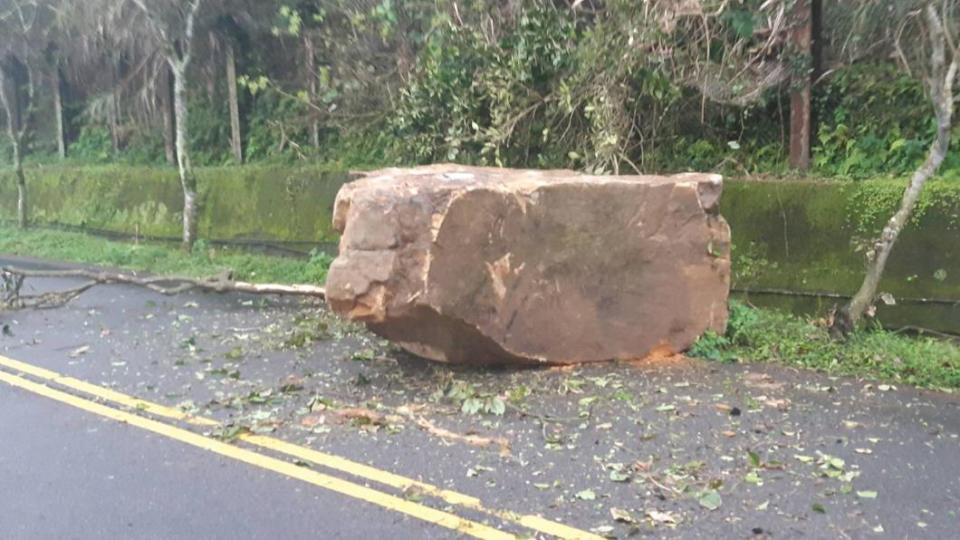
[[16, 62, 35, 141], [1, 266, 325, 311], [833, 4, 957, 335], [180, 0, 204, 67], [129, 0, 173, 58], [0, 67, 17, 145]]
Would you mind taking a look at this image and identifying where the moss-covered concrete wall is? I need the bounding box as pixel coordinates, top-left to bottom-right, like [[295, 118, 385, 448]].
[[723, 178, 960, 332], [723, 178, 960, 300], [0, 165, 349, 244], [3, 166, 959, 307]]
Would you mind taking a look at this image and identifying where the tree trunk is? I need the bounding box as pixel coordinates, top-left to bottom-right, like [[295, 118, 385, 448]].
[[304, 34, 319, 148], [109, 67, 121, 153], [225, 42, 243, 163], [13, 138, 27, 229], [53, 67, 67, 160], [833, 6, 957, 334], [161, 66, 177, 166], [171, 63, 198, 250], [206, 31, 217, 102], [0, 65, 28, 228]]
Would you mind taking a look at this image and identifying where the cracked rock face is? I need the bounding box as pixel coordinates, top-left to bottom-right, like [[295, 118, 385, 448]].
[[325, 164, 731, 365]]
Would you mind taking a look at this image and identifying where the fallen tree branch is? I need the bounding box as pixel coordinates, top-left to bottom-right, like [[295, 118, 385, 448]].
[[1, 265, 325, 310], [395, 405, 511, 456], [411, 415, 512, 457]]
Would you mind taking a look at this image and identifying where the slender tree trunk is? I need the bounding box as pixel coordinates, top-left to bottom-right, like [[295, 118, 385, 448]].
[[53, 67, 67, 160], [15, 150, 26, 228], [834, 6, 957, 334], [161, 66, 177, 166], [12, 138, 27, 229], [0, 66, 28, 228], [225, 42, 243, 163], [109, 62, 121, 153], [304, 34, 319, 148], [128, 0, 204, 248], [206, 31, 217, 102], [171, 63, 198, 250]]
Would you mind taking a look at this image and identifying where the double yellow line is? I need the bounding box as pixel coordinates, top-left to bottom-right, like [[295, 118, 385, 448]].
[[0, 354, 603, 540]]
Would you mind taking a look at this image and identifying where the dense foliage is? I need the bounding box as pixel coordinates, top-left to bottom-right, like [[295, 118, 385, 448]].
[[2, 0, 954, 179]]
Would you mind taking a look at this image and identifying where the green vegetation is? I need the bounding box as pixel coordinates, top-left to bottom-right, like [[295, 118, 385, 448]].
[[4, 1, 953, 179], [812, 63, 955, 177], [691, 302, 960, 390], [0, 165, 349, 242], [49, 55, 947, 180], [0, 225, 332, 285]]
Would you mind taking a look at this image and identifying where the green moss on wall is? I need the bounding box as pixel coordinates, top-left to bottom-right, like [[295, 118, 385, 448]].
[[3, 166, 960, 302], [0, 165, 349, 244], [724, 178, 960, 300]]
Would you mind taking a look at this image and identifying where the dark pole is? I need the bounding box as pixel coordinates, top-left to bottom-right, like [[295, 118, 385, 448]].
[[789, 0, 814, 170]]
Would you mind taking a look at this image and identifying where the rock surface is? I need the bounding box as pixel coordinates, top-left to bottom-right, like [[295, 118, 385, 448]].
[[325, 164, 731, 365]]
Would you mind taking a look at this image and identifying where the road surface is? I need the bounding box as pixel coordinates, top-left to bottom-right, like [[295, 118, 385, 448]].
[[2, 255, 959, 539]]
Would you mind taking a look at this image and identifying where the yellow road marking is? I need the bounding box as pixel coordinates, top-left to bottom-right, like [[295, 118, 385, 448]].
[[0, 369, 513, 540], [0, 354, 603, 540], [0, 355, 219, 427]]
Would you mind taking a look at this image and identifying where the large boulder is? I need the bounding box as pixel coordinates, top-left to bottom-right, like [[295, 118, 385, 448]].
[[325, 164, 730, 365]]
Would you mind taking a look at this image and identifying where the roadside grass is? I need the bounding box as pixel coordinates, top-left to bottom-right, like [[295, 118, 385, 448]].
[[690, 301, 960, 390], [0, 225, 332, 285], [3, 225, 959, 391]]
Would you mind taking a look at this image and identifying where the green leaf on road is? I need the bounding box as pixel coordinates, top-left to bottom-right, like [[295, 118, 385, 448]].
[[489, 397, 506, 416], [610, 508, 635, 523], [575, 489, 596, 501], [698, 490, 722, 510], [609, 470, 631, 483]]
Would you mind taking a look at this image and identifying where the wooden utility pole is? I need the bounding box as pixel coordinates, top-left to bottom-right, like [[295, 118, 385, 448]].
[[788, 0, 816, 170], [225, 40, 243, 163]]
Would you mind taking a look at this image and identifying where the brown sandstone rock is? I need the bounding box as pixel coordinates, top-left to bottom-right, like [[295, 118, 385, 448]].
[[325, 164, 730, 365]]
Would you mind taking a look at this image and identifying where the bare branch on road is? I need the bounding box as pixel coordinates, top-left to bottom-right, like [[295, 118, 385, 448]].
[[1, 266, 325, 310]]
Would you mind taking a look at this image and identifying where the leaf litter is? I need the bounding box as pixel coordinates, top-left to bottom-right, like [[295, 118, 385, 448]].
[[25, 290, 960, 538]]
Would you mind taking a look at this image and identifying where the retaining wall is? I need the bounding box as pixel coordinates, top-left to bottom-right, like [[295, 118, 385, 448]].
[[3, 166, 959, 329]]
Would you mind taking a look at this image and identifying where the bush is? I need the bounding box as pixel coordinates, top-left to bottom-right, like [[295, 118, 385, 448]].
[[813, 63, 933, 177], [70, 126, 114, 164]]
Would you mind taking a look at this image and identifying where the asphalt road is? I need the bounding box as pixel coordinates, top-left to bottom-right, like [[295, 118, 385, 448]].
[[0, 383, 439, 540], [2, 254, 960, 539]]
